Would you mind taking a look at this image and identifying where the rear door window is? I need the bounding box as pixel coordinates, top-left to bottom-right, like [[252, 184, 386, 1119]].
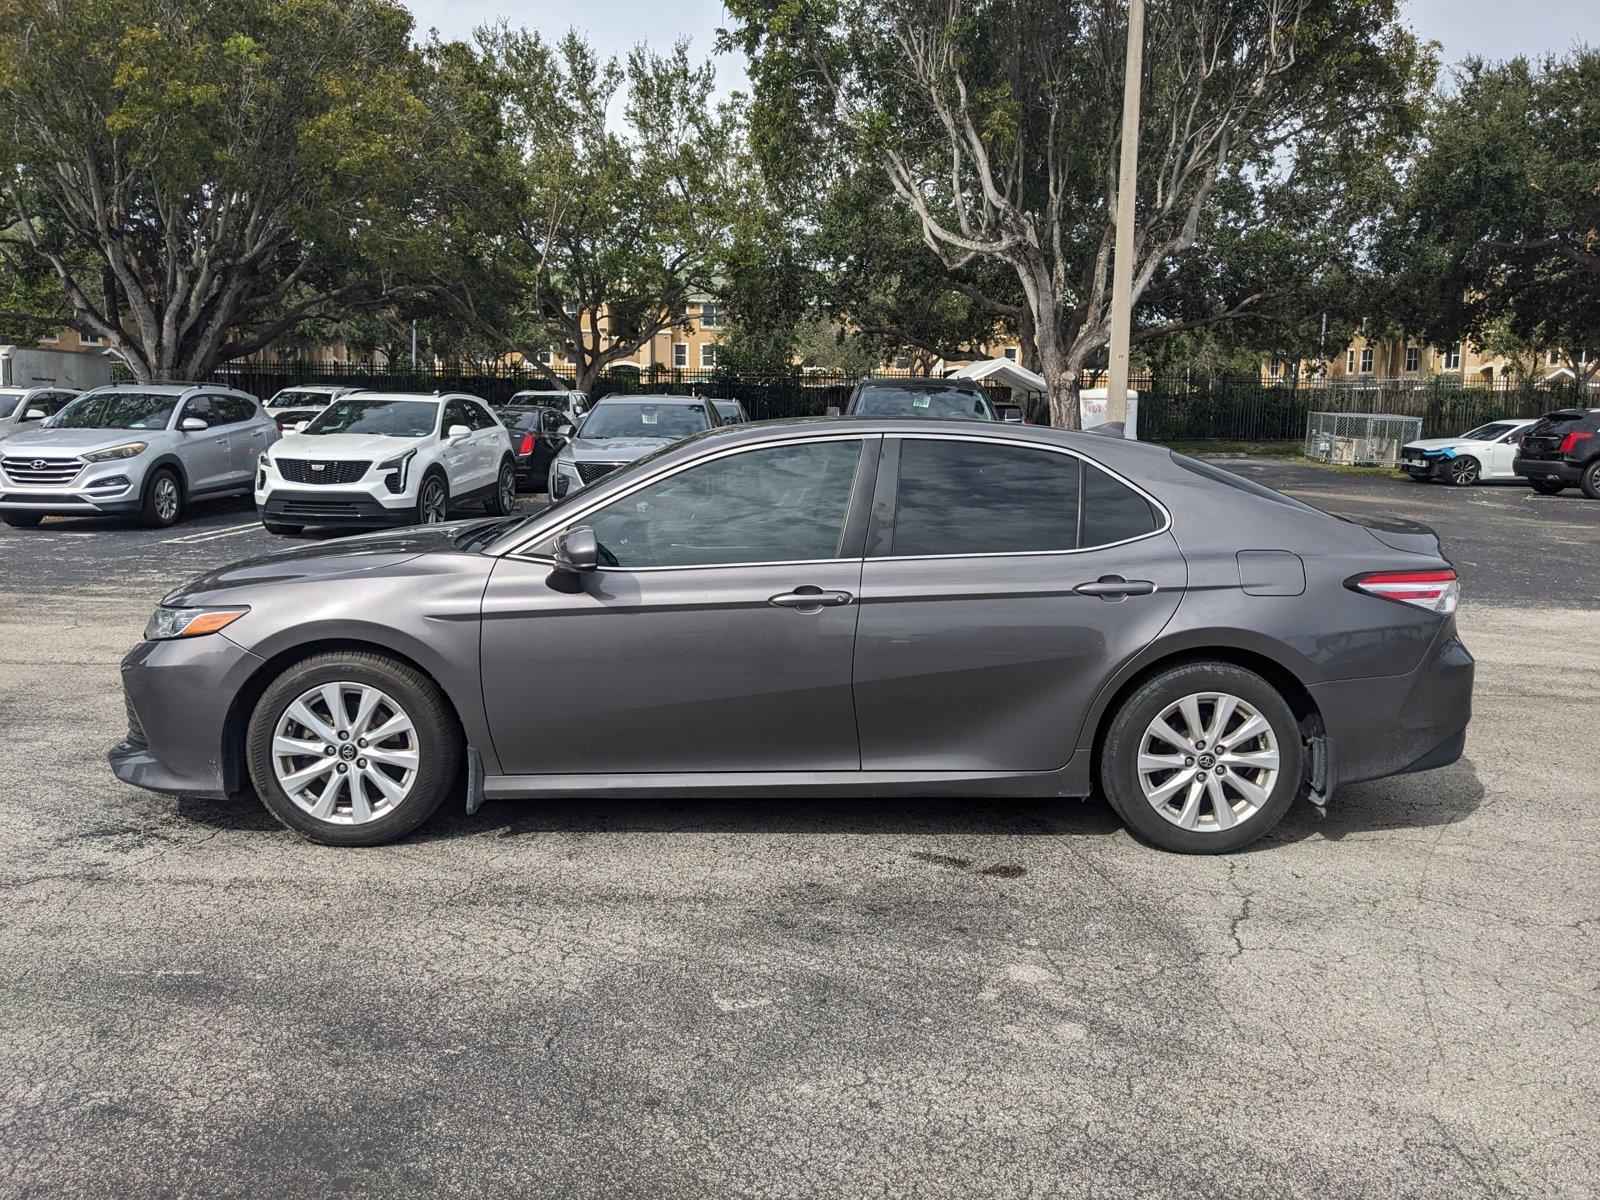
[[889, 438, 1080, 556]]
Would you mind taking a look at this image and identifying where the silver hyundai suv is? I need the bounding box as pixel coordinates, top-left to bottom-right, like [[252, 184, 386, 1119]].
[[0, 382, 277, 528]]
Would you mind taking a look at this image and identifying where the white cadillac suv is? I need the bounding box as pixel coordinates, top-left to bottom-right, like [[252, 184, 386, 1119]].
[[255, 391, 515, 533]]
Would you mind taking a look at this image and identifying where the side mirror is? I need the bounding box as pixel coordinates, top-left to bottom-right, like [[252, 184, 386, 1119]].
[[552, 526, 599, 574], [557, 424, 575, 439], [291, 421, 310, 433], [23, 408, 45, 421], [180, 416, 208, 431], [446, 423, 471, 441], [825, 405, 842, 417]]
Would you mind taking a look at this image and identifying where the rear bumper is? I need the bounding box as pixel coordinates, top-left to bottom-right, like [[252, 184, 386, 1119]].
[[109, 633, 265, 799], [1310, 629, 1474, 786], [1513, 457, 1582, 484]]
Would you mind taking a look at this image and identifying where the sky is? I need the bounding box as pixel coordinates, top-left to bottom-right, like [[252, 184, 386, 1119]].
[[402, 0, 1600, 98]]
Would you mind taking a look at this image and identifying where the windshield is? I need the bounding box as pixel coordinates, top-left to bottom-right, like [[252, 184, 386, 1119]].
[[268, 389, 337, 408], [49, 392, 178, 430], [852, 385, 994, 420], [304, 399, 438, 438], [1459, 422, 1516, 441], [580, 402, 711, 440], [0, 390, 27, 419]]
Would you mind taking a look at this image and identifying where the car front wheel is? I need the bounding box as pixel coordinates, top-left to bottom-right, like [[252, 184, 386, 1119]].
[[1099, 661, 1304, 854], [416, 473, 449, 524], [1445, 456, 1481, 486], [1, 512, 44, 527], [1529, 478, 1565, 495], [244, 651, 461, 846], [141, 468, 183, 527]]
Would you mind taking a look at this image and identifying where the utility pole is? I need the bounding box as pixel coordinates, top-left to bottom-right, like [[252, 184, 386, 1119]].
[[1104, 0, 1145, 433], [410, 318, 418, 370]]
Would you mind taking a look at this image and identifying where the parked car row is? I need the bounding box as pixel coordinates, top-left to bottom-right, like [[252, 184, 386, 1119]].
[[1400, 408, 1600, 498]]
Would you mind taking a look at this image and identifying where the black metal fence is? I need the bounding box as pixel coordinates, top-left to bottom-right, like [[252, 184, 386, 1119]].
[[160, 359, 1592, 443]]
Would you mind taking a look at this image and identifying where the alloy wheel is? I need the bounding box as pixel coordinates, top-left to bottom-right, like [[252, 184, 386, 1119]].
[[420, 478, 447, 523], [1449, 458, 1480, 485], [271, 682, 419, 825], [154, 476, 179, 522], [498, 465, 516, 512], [1136, 692, 1281, 832]]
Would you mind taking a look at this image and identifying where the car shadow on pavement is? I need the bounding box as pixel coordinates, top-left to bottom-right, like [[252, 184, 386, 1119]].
[[1264, 756, 1485, 848], [422, 794, 1126, 842]]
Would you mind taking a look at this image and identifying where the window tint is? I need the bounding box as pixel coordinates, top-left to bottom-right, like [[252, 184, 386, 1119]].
[[181, 396, 217, 426], [212, 395, 256, 425], [467, 401, 497, 430], [1081, 463, 1160, 547], [582, 440, 863, 568], [891, 439, 1079, 557], [443, 400, 471, 431], [854, 385, 994, 421], [49, 392, 178, 430]]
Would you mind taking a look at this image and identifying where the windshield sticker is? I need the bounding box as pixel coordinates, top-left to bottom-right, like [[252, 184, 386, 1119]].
[[641, 411, 658, 425], [913, 395, 931, 409]]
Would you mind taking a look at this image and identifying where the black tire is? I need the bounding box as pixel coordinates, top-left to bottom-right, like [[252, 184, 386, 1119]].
[[1404, 470, 1431, 482], [2, 512, 45, 527], [261, 519, 304, 535], [1099, 660, 1305, 854], [1445, 456, 1481, 486], [1581, 460, 1600, 501], [416, 471, 449, 525], [244, 651, 461, 847], [1529, 478, 1565, 495], [485, 457, 517, 515], [141, 468, 183, 528]]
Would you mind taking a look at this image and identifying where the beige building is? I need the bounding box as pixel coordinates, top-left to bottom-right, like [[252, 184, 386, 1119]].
[[1266, 327, 1587, 386]]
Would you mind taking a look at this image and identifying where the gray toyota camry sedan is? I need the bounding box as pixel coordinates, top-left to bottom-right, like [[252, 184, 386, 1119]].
[[110, 419, 1473, 853]]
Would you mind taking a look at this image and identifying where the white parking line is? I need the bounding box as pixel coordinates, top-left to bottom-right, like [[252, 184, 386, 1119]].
[[163, 522, 261, 545]]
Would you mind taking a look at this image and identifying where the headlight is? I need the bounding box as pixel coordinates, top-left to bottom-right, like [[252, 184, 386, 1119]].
[[144, 605, 249, 641], [378, 449, 416, 495], [83, 441, 148, 462]]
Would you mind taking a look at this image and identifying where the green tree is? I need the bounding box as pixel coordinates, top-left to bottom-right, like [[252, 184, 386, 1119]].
[[724, 0, 1430, 425], [0, 0, 460, 380], [1396, 51, 1600, 382], [429, 30, 744, 392]]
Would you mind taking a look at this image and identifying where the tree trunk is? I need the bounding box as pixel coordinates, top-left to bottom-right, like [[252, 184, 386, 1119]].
[[1037, 333, 1080, 431]]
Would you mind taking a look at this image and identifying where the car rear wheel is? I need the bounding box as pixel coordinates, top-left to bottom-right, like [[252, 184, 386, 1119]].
[[416, 472, 448, 524], [485, 458, 516, 515], [2, 512, 44, 527], [1529, 478, 1565, 495], [245, 651, 461, 847], [141, 468, 183, 528], [1100, 661, 1304, 854], [1445, 456, 1481, 486], [1581, 461, 1600, 501]]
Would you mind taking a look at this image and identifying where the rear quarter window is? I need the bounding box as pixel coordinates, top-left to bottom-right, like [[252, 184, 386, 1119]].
[[1081, 464, 1161, 547]]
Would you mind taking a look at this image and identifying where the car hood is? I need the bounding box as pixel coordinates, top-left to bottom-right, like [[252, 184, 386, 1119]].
[[564, 436, 674, 462], [0, 427, 166, 455], [163, 519, 489, 605], [1402, 437, 1485, 454], [270, 431, 425, 459]]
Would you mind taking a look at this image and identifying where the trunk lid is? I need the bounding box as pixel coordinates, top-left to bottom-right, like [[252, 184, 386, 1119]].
[[1519, 408, 1593, 458], [1338, 512, 1446, 559]]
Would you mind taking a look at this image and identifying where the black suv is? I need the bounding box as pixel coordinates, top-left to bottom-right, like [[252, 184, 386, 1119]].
[[1513, 408, 1600, 498]]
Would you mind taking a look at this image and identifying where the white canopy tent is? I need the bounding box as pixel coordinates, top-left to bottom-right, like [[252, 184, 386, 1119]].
[[948, 357, 1048, 394]]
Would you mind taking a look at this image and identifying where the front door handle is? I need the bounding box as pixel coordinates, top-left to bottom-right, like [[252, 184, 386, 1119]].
[[1074, 575, 1156, 599], [769, 586, 854, 611]]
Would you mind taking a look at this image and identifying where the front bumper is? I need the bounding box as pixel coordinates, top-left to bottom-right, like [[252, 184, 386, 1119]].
[[1512, 457, 1582, 484], [260, 492, 417, 527], [110, 632, 266, 799], [0, 460, 144, 514], [1310, 628, 1474, 786]]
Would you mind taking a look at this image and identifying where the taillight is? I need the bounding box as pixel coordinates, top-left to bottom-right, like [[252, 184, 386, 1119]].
[[1350, 569, 1459, 615], [519, 432, 536, 455], [1558, 431, 1593, 454]]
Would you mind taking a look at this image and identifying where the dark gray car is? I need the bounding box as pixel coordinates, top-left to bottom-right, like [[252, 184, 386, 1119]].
[[110, 419, 1473, 852]]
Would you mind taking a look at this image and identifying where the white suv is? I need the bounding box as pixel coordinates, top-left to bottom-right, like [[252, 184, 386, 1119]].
[[255, 391, 515, 533]]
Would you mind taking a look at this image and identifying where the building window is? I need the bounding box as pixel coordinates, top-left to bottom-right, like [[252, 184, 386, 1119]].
[[1002, 347, 1018, 362], [1548, 348, 1562, 366], [1360, 347, 1374, 374], [672, 342, 688, 369], [79, 332, 104, 347], [700, 343, 718, 369], [892, 350, 912, 369], [1404, 346, 1419, 373], [534, 348, 552, 366], [1346, 349, 1356, 373], [698, 302, 725, 329], [1443, 344, 1461, 370], [1271, 358, 1283, 378], [39, 331, 59, 344]]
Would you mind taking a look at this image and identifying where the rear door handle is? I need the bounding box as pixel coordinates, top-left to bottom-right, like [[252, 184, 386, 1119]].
[[1074, 576, 1156, 598], [769, 587, 854, 611]]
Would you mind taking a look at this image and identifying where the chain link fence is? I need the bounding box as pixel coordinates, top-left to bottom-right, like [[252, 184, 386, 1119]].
[[1304, 412, 1423, 467]]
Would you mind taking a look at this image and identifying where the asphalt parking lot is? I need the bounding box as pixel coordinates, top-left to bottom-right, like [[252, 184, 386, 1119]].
[[2, 462, 1597, 1197]]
